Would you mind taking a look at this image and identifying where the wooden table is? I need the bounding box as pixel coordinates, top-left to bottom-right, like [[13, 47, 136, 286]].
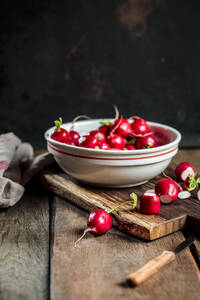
[[0, 149, 199, 300]]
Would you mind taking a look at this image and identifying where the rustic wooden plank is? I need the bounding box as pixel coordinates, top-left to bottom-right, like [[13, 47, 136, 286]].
[[191, 239, 200, 272], [50, 197, 200, 300], [174, 148, 200, 167], [0, 182, 49, 300], [40, 155, 200, 240]]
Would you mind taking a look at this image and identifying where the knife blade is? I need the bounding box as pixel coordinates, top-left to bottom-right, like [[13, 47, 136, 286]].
[[127, 236, 195, 287], [174, 236, 195, 255]]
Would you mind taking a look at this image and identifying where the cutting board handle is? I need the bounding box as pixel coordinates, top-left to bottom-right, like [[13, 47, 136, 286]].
[[127, 250, 176, 286]]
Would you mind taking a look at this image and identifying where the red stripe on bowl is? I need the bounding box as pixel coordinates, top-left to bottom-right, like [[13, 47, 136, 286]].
[[48, 144, 178, 161]]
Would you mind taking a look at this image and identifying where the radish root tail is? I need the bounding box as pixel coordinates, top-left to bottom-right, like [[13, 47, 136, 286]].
[[71, 115, 91, 130], [74, 228, 95, 248], [129, 115, 141, 120], [129, 131, 153, 138], [113, 105, 119, 121], [108, 117, 123, 137]]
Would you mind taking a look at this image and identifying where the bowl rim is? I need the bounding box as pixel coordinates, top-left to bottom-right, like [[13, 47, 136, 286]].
[[44, 119, 181, 155]]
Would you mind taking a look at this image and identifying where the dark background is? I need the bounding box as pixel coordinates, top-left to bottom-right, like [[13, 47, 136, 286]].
[[0, 0, 200, 149]]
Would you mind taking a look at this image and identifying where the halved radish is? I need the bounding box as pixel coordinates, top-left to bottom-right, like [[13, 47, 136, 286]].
[[175, 162, 195, 181], [140, 191, 160, 214]]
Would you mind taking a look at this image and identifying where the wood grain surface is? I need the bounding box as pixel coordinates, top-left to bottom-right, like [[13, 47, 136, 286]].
[[40, 159, 200, 240], [0, 183, 49, 300], [0, 149, 199, 300], [50, 197, 200, 300]]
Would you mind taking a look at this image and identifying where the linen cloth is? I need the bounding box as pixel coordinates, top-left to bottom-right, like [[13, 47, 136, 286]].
[[0, 132, 54, 207]]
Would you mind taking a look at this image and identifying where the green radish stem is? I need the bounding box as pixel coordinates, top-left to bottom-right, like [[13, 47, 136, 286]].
[[147, 143, 153, 148], [106, 193, 138, 213], [54, 117, 63, 132], [100, 120, 113, 126], [74, 193, 138, 247], [185, 174, 199, 191]]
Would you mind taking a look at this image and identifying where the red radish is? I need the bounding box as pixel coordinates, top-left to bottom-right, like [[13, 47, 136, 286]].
[[178, 191, 191, 199], [162, 171, 183, 193], [99, 142, 111, 150], [85, 209, 112, 236], [99, 125, 111, 136], [69, 114, 91, 144], [80, 135, 99, 149], [70, 114, 91, 130], [90, 130, 106, 143], [75, 193, 138, 246], [99, 119, 112, 135], [51, 117, 69, 143], [113, 118, 132, 138], [126, 144, 136, 150], [136, 135, 157, 149], [107, 134, 126, 150], [69, 130, 80, 144], [140, 190, 160, 214], [155, 178, 178, 203], [175, 162, 195, 181], [131, 117, 150, 135], [65, 140, 75, 145]]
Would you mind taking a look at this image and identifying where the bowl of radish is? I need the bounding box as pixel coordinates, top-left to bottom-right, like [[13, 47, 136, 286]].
[[45, 113, 181, 188]]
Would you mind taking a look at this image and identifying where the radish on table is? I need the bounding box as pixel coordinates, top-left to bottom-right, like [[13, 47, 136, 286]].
[[74, 193, 138, 246]]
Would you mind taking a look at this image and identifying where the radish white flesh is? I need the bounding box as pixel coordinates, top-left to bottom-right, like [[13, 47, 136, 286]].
[[181, 167, 195, 181], [143, 189, 156, 196], [197, 190, 200, 201], [160, 195, 173, 204], [178, 191, 191, 199], [175, 162, 195, 181]]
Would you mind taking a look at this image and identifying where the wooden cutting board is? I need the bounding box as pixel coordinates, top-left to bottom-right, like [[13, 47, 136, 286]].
[[40, 162, 200, 240]]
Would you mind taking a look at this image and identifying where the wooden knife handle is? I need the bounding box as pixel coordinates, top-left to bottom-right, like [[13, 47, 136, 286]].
[[127, 250, 176, 286]]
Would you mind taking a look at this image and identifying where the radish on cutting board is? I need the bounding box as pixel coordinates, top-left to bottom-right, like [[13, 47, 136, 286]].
[[140, 190, 160, 214], [155, 178, 178, 204]]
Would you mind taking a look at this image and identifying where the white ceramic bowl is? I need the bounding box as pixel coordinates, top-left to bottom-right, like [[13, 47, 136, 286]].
[[45, 119, 181, 188]]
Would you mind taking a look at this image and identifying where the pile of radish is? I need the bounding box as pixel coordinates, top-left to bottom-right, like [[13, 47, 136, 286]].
[[51, 108, 158, 150], [50, 110, 200, 244], [75, 161, 200, 245]]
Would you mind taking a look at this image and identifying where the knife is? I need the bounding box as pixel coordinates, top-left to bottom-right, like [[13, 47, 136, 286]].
[[127, 236, 195, 286]]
